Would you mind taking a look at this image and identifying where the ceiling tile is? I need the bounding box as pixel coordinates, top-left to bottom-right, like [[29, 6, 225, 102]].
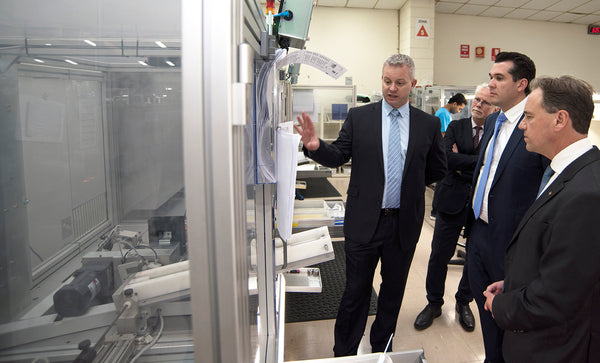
[[466, 0, 497, 5], [547, 0, 589, 12], [375, 0, 408, 10], [571, 14, 600, 24], [435, 2, 464, 13], [521, 0, 561, 10], [494, 0, 529, 7], [480, 6, 514, 17], [550, 12, 586, 22], [571, 0, 600, 14], [347, 0, 376, 8], [527, 10, 562, 20], [316, 0, 349, 7], [504, 8, 540, 18], [454, 4, 490, 15]]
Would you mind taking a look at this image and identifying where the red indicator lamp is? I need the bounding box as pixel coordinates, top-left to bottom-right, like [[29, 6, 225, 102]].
[[588, 24, 600, 34], [266, 0, 275, 15]]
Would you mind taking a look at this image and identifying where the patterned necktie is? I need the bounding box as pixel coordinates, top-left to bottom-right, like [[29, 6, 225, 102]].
[[472, 113, 507, 219], [384, 109, 402, 208], [473, 126, 483, 150], [537, 165, 555, 197]]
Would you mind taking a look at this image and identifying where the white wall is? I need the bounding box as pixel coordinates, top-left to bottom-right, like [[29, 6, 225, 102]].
[[434, 13, 600, 89], [296, 7, 399, 98]]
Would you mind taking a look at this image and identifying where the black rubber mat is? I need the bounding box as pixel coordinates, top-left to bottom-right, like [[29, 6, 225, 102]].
[[285, 241, 378, 323], [297, 178, 342, 199]]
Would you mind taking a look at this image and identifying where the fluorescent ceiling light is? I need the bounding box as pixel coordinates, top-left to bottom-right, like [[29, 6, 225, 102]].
[[84, 39, 97, 47], [154, 40, 167, 48], [165, 87, 173, 90], [138, 60, 148, 66], [65, 59, 78, 65], [45, 43, 52, 46], [34, 58, 44, 63], [166, 60, 175, 67]]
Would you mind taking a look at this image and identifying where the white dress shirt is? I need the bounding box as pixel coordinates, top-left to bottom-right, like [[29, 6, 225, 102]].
[[474, 97, 527, 223], [538, 138, 593, 196]]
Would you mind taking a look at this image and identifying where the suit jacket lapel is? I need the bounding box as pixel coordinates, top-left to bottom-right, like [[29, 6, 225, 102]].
[[460, 118, 476, 154], [403, 105, 418, 179], [473, 112, 498, 183], [374, 101, 384, 173], [491, 114, 525, 188], [507, 147, 600, 249]]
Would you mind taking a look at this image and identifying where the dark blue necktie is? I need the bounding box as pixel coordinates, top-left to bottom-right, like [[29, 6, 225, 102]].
[[473, 113, 507, 219], [537, 165, 555, 197]]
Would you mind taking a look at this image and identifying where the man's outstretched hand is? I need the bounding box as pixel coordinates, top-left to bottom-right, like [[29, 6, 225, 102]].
[[294, 111, 320, 152]]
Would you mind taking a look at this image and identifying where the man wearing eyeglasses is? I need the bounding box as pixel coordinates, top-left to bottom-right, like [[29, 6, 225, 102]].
[[414, 83, 498, 332]]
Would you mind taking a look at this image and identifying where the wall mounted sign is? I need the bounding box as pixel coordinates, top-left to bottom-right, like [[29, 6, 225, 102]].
[[588, 24, 600, 34], [491, 48, 501, 61], [416, 18, 430, 38], [460, 44, 470, 58], [475, 46, 485, 58]]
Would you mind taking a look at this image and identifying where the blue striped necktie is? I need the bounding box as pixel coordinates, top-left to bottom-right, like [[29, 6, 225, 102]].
[[472, 112, 507, 219], [384, 109, 402, 208]]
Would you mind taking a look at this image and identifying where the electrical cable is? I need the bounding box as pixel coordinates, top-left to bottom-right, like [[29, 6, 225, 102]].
[[97, 225, 119, 251], [129, 310, 164, 363], [123, 244, 159, 263], [29, 246, 44, 262], [115, 238, 147, 264]]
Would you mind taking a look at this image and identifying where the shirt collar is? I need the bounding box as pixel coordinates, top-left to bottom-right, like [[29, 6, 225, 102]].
[[471, 117, 484, 129], [550, 138, 594, 176], [501, 96, 528, 125], [383, 99, 409, 119]]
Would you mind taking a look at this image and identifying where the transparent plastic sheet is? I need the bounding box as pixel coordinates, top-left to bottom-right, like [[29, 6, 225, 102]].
[[250, 48, 287, 185]]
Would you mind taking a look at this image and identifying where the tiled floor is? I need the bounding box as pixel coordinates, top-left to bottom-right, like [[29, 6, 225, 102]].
[[284, 176, 485, 363]]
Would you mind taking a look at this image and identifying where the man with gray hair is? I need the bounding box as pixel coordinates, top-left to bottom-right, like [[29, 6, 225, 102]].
[[484, 75, 600, 362], [414, 83, 498, 332], [295, 54, 446, 356]]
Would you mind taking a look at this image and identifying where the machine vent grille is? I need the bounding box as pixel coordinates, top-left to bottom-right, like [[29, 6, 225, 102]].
[[73, 193, 107, 239]]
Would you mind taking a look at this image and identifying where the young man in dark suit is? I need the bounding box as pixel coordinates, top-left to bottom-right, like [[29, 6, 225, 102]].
[[414, 83, 497, 332], [467, 52, 548, 363], [483, 75, 600, 363], [294, 54, 446, 356]]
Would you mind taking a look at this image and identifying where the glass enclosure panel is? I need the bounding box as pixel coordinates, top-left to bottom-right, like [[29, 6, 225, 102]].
[[109, 71, 183, 221], [0, 1, 218, 361], [1, 1, 266, 361], [291, 85, 356, 142], [441, 87, 477, 120]]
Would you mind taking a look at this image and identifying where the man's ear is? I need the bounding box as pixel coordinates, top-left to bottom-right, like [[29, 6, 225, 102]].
[[517, 78, 528, 93], [554, 109, 569, 131]]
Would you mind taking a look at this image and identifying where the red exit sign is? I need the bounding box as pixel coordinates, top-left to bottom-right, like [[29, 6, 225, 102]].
[[589, 24, 600, 34]]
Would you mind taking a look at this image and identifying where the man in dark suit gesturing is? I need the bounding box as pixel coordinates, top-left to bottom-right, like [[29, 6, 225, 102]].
[[294, 54, 446, 356], [467, 52, 548, 363], [483, 75, 600, 363], [414, 83, 497, 332]]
